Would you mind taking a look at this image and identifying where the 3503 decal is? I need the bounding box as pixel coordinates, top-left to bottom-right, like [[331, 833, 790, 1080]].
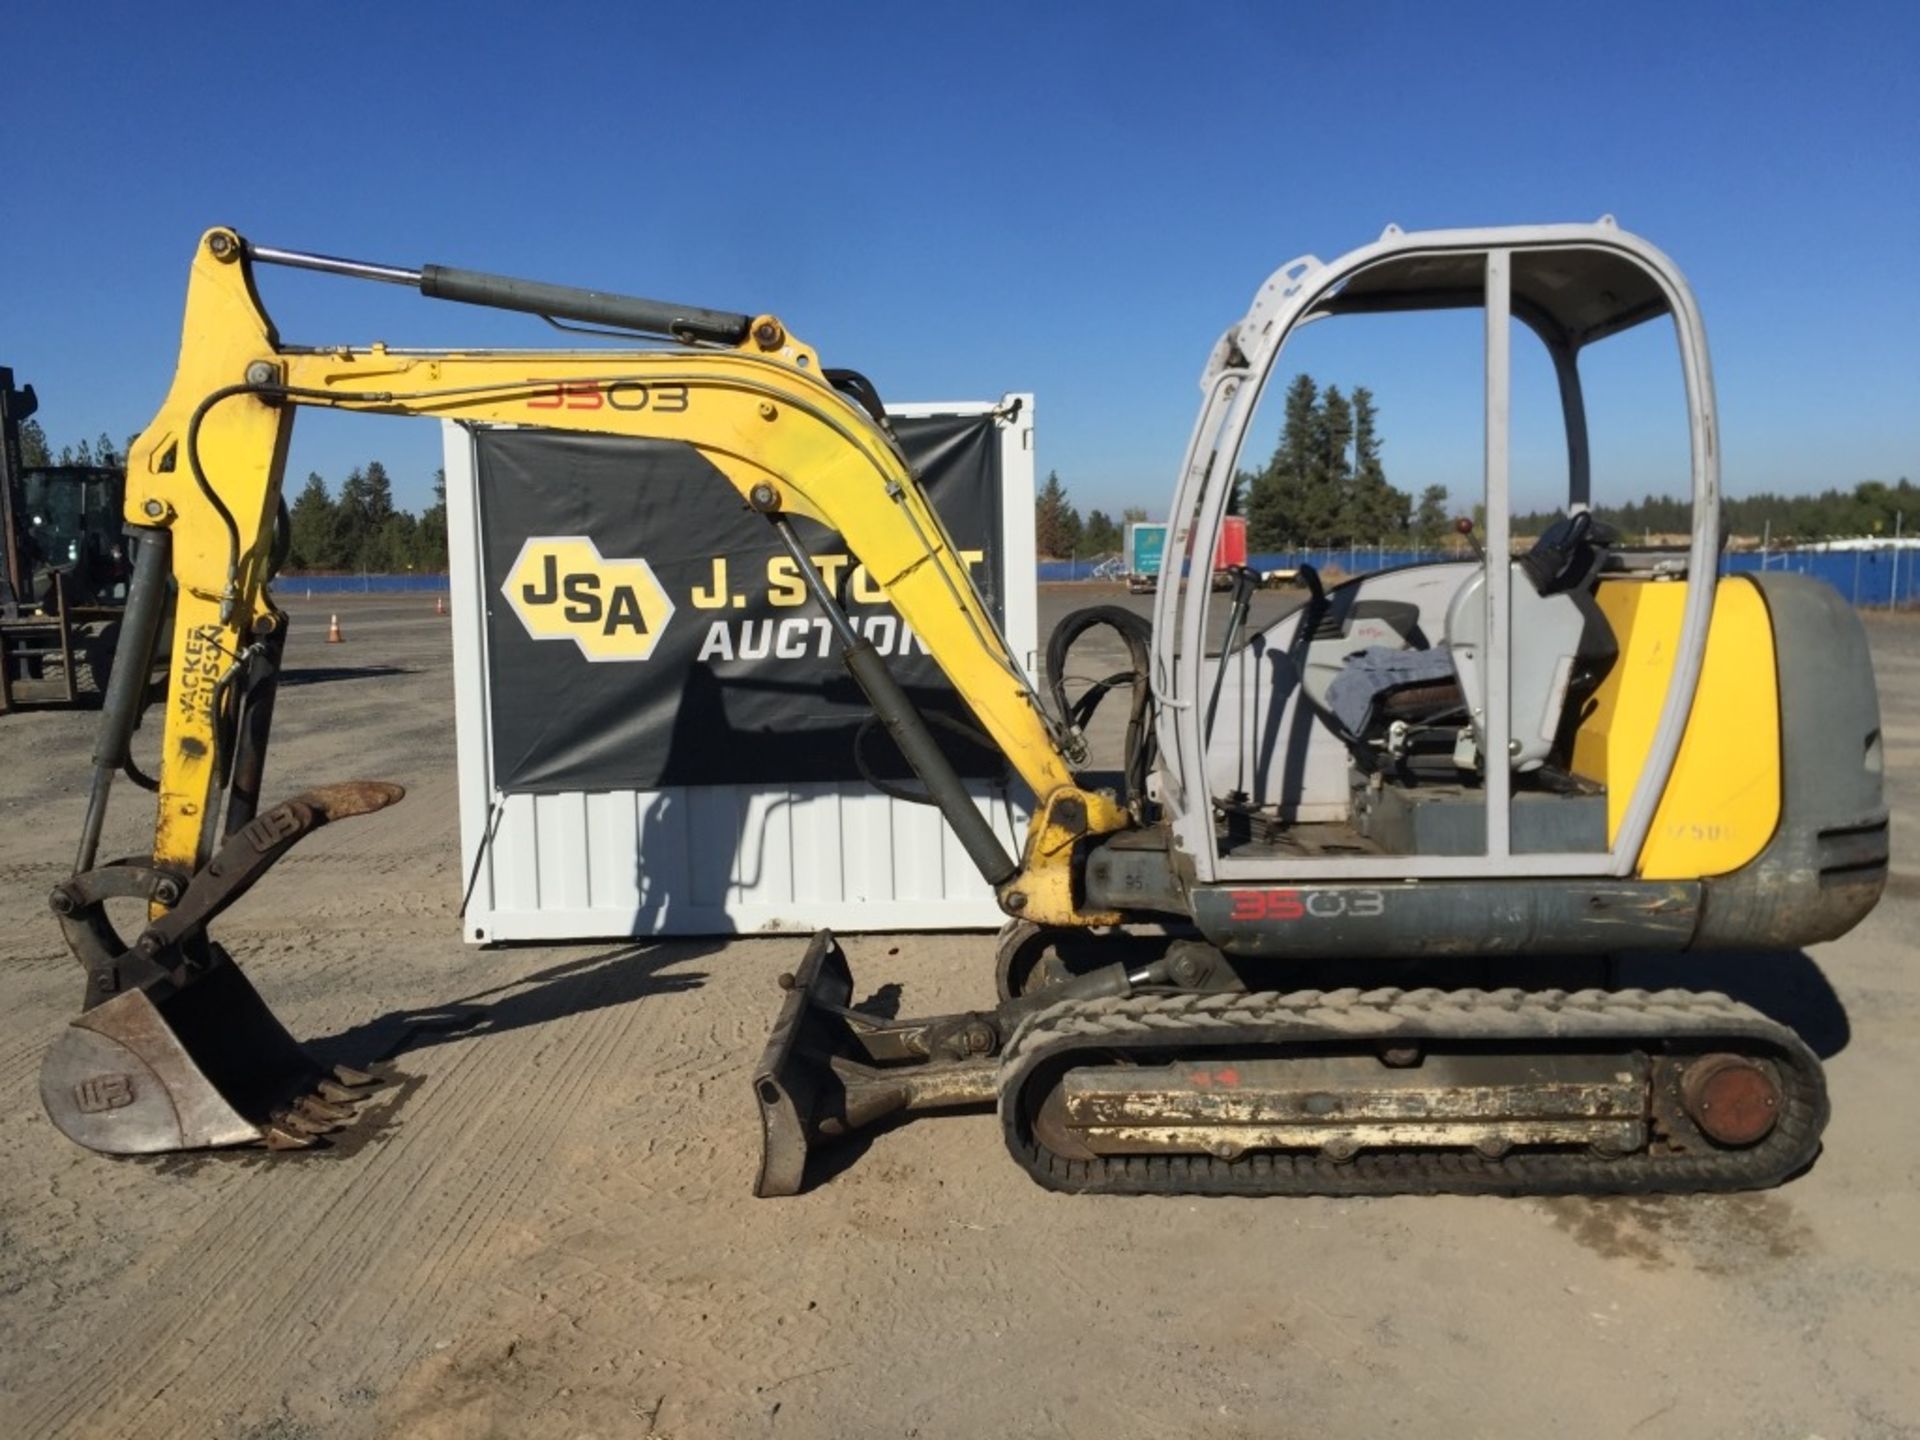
[[524, 380, 689, 412], [1227, 888, 1386, 921]]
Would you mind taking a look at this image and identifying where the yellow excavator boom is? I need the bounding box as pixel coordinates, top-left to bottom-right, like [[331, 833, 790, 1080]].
[[126, 228, 1124, 922]]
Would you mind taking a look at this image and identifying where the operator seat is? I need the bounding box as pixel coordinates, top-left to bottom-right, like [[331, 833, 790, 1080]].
[[1321, 514, 1616, 771], [1443, 512, 1618, 771]]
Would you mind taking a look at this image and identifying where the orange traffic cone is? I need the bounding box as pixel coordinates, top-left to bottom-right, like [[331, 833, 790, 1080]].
[[435, 594, 447, 617], [326, 613, 343, 644]]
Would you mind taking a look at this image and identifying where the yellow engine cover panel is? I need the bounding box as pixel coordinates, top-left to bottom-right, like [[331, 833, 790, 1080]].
[[1571, 576, 1780, 879]]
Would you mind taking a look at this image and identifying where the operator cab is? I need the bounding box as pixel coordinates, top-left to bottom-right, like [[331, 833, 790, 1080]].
[[1149, 221, 1723, 881]]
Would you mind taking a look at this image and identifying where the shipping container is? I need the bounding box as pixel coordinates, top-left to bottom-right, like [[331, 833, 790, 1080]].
[[446, 397, 1038, 941]]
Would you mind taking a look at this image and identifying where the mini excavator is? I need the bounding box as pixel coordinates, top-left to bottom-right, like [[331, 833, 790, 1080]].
[[41, 221, 1885, 1197]]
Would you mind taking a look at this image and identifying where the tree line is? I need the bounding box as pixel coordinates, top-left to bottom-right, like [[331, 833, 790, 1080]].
[[1515, 478, 1920, 545], [1244, 375, 1454, 550], [17, 419, 449, 573], [14, 418, 128, 470], [1034, 375, 1455, 559], [286, 465, 449, 573], [1035, 473, 1150, 559]]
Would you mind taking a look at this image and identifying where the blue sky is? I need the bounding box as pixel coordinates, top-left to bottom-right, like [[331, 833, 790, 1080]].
[[6, 1, 1915, 518]]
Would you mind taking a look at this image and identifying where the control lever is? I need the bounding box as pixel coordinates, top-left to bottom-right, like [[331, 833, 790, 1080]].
[[1455, 516, 1486, 562]]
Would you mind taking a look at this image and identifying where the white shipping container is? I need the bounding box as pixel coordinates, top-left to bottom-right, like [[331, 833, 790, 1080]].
[[445, 398, 1037, 941]]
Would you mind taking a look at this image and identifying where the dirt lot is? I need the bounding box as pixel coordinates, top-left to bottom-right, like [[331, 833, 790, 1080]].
[[3, 589, 1918, 1439]]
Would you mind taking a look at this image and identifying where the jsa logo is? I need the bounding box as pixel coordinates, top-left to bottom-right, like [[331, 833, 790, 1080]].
[[503, 536, 675, 662]]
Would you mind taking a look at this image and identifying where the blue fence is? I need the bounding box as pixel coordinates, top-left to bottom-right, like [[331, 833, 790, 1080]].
[[282, 573, 451, 595], [1040, 545, 1920, 610], [294, 549, 1920, 610], [1039, 547, 1465, 583], [1721, 548, 1920, 608]]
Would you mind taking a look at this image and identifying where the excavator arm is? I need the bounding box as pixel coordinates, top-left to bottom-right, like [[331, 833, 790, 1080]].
[[123, 229, 1125, 901], [44, 228, 1127, 1156]]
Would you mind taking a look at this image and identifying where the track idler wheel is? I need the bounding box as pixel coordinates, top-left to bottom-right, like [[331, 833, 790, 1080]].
[[1679, 1053, 1783, 1146]]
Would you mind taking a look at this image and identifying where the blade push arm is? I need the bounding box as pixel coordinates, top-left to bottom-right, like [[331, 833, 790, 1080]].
[[119, 229, 1125, 925]]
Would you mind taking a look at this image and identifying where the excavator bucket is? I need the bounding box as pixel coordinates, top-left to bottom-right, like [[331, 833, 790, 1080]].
[[42, 782, 400, 1155], [39, 952, 372, 1154]]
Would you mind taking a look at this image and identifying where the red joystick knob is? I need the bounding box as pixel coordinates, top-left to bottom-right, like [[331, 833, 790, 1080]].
[[1455, 517, 1475, 535]]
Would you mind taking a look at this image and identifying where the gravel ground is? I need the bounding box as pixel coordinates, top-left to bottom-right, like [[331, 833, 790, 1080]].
[[1, 587, 1916, 1439]]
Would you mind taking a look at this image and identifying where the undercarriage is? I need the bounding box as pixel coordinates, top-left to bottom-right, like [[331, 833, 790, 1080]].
[[753, 931, 1823, 1198]]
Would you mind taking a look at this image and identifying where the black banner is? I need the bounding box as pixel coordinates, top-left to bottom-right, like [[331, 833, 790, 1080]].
[[476, 414, 1006, 793]]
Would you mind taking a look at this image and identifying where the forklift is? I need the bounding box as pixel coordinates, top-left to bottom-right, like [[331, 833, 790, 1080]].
[[1, 367, 143, 711]]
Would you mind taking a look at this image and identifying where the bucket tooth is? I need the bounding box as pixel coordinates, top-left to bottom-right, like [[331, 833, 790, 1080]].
[[332, 1064, 377, 1088], [294, 1096, 355, 1125]]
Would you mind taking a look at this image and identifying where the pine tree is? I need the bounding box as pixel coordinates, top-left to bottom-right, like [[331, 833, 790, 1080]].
[[362, 460, 397, 526], [1247, 374, 1423, 547], [1339, 386, 1407, 541], [413, 468, 449, 570], [1413, 485, 1452, 547], [1246, 374, 1322, 549], [1035, 471, 1083, 558], [334, 467, 366, 562], [17, 419, 50, 467], [1277, 374, 1319, 483], [1081, 509, 1121, 556], [1351, 388, 1384, 487], [1295, 380, 1350, 543], [1317, 385, 1354, 490], [287, 472, 340, 570]]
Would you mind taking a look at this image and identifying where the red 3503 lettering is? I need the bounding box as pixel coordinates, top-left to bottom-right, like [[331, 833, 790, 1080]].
[[1227, 888, 1386, 922], [524, 380, 689, 413]]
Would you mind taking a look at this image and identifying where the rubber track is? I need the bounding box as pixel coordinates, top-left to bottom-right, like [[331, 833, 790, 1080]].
[[997, 987, 1827, 1197]]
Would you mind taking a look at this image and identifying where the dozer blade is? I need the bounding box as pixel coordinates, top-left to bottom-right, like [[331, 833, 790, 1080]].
[[751, 930, 1003, 1197], [43, 781, 402, 1156], [39, 950, 373, 1154], [753, 931, 856, 1197]]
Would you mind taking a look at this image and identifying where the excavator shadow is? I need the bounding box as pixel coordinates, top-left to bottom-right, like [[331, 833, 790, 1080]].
[[304, 940, 718, 1072], [212, 942, 725, 1159], [1611, 949, 1851, 1060], [278, 664, 419, 687], [133, 942, 718, 1172]]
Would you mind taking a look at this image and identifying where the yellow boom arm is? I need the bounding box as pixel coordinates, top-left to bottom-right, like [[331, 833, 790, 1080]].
[[120, 229, 1123, 926]]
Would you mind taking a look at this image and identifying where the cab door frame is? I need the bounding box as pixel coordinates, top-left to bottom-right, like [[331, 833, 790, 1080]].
[[1148, 222, 1724, 886]]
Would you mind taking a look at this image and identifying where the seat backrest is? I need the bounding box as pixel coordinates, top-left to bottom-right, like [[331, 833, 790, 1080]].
[[1444, 564, 1595, 772]]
